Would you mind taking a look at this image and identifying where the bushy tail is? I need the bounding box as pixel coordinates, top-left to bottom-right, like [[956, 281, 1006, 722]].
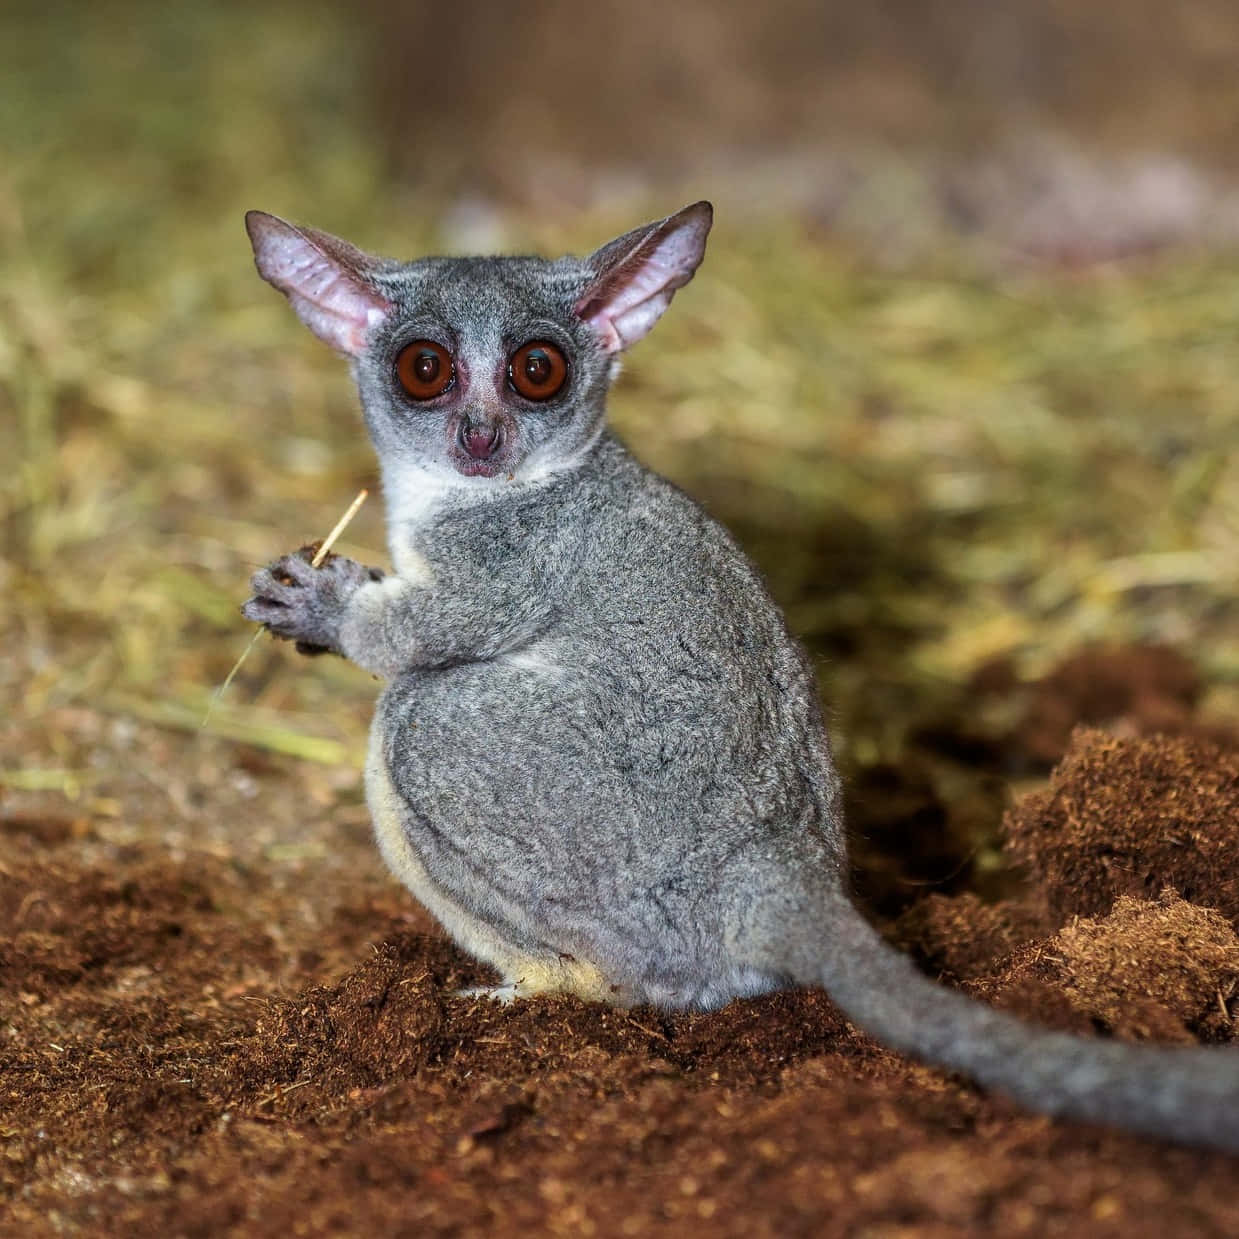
[[781, 895, 1239, 1152]]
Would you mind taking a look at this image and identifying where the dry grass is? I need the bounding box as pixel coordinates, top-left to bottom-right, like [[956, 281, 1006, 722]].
[[3, 0, 1238, 852]]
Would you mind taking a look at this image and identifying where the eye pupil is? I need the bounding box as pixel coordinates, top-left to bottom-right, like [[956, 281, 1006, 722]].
[[415, 353, 438, 382], [525, 352, 550, 383]]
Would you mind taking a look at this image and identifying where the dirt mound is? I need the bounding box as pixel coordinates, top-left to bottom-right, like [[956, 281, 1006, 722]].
[[1004, 727, 1239, 925], [972, 890, 1239, 1045], [894, 890, 1054, 983], [6, 723, 1239, 1236]]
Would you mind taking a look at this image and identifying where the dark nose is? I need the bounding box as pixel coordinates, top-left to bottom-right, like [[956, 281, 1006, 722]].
[[458, 419, 503, 460]]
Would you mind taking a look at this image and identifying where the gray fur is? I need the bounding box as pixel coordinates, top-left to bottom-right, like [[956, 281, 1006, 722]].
[[242, 204, 1239, 1152]]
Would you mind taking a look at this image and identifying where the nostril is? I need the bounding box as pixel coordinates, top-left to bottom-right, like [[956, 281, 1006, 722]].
[[459, 421, 503, 460]]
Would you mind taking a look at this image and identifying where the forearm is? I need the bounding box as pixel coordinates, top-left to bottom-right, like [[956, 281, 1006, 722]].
[[337, 573, 555, 678], [243, 547, 561, 679]]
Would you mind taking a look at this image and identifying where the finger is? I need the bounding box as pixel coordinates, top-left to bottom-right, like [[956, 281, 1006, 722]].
[[247, 566, 302, 602], [241, 597, 293, 630], [269, 553, 319, 587]]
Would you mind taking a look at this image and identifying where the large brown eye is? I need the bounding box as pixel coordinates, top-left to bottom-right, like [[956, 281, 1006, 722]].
[[508, 340, 568, 401], [395, 340, 454, 400]]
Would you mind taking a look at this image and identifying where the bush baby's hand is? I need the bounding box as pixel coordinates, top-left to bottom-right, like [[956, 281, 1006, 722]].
[[242, 546, 383, 656]]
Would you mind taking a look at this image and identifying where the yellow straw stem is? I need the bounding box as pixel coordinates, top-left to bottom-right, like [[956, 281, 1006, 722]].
[[200, 488, 370, 729], [311, 487, 369, 566]]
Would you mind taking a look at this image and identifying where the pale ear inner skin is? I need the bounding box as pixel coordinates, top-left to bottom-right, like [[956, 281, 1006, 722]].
[[245, 211, 391, 356], [576, 202, 712, 353]]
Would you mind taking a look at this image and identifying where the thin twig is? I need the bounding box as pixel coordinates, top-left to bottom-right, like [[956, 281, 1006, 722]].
[[311, 487, 369, 567], [200, 488, 369, 729], [200, 627, 265, 729], [255, 1078, 314, 1108]]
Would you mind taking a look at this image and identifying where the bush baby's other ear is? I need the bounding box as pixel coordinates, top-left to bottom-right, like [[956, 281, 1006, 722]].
[[245, 211, 392, 357], [575, 201, 713, 354]]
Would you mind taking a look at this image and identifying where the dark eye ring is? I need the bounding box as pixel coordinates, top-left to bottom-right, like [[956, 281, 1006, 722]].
[[395, 340, 454, 400], [508, 340, 568, 401]]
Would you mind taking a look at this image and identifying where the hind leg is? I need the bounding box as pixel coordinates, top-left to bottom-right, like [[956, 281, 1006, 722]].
[[365, 725, 625, 1005]]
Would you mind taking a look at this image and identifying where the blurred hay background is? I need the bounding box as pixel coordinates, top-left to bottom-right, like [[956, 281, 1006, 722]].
[[2, 0, 1238, 894]]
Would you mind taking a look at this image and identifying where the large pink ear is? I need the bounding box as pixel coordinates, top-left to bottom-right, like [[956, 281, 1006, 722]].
[[245, 211, 393, 357], [574, 201, 713, 353]]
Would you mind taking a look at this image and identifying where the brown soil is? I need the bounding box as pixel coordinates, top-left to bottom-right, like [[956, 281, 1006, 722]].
[[6, 670, 1239, 1235]]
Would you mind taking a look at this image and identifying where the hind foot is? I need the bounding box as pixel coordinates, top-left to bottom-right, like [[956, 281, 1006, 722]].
[[452, 956, 622, 1005]]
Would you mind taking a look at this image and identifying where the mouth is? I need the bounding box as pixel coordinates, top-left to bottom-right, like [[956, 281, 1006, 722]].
[[454, 458, 506, 478]]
